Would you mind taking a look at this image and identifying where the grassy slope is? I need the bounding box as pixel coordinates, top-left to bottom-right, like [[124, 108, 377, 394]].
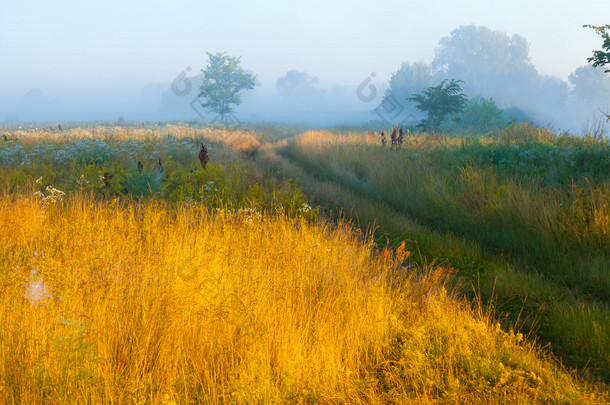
[[0, 124, 606, 403], [0, 193, 603, 404], [260, 129, 610, 384]]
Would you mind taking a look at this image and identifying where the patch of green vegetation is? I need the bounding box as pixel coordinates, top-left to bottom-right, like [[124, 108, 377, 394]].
[[0, 127, 313, 218], [266, 126, 610, 382]]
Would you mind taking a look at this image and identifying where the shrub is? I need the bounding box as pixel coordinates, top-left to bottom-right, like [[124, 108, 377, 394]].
[[497, 122, 555, 143], [457, 95, 506, 133]]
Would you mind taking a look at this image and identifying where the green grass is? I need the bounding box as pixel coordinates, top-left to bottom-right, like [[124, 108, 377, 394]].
[[0, 123, 608, 402], [260, 126, 610, 383]]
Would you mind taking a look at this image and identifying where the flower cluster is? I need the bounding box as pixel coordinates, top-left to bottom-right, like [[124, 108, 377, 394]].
[[34, 181, 65, 205]]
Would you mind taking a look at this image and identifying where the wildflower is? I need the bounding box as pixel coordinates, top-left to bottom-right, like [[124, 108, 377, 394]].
[[102, 173, 114, 188], [44, 186, 65, 203], [297, 203, 312, 214], [398, 126, 405, 145], [199, 144, 209, 168], [77, 174, 88, 186], [24, 277, 51, 304], [34, 185, 65, 205]]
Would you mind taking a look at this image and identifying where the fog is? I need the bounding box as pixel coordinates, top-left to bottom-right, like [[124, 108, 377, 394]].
[[1, 0, 609, 132], [0, 72, 380, 128], [376, 25, 610, 132]]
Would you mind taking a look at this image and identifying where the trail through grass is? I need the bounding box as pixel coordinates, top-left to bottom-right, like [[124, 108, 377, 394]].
[[259, 128, 610, 383], [0, 124, 607, 403]]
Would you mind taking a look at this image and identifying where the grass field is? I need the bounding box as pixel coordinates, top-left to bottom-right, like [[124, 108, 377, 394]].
[[0, 123, 608, 403], [264, 124, 610, 382]]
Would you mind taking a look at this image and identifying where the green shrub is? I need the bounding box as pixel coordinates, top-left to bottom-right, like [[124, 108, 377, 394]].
[[497, 122, 555, 143], [457, 96, 506, 133]]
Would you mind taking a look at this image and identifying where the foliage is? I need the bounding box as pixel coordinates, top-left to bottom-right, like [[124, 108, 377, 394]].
[[584, 24, 610, 73], [274, 129, 610, 381], [379, 61, 434, 120], [497, 121, 555, 144], [569, 65, 610, 110], [434, 25, 535, 78], [456, 95, 506, 133], [275, 70, 321, 100], [408, 79, 469, 132], [0, 125, 302, 215], [431, 25, 571, 117], [1, 125, 608, 402], [0, 192, 603, 403], [123, 161, 164, 197], [502, 106, 531, 124], [198, 52, 256, 122], [433, 25, 536, 99], [584, 24, 610, 119]]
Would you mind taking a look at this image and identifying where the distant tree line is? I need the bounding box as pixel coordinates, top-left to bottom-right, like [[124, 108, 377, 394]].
[[584, 24, 610, 119], [381, 24, 610, 131]]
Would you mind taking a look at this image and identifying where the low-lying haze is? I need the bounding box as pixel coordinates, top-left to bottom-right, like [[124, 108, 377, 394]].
[[1, 0, 608, 129]]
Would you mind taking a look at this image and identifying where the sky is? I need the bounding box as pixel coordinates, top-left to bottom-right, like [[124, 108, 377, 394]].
[[0, 0, 608, 122]]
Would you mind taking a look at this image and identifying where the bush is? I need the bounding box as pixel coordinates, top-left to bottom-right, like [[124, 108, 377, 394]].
[[497, 122, 555, 143], [457, 95, 506, 133], [123, 161, 164, 197]]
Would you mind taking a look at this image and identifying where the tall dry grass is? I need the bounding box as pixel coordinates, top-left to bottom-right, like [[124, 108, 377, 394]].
[[0, 192, 601, 403], [5, 124, 261, 154], [272, 129, 610, 380]]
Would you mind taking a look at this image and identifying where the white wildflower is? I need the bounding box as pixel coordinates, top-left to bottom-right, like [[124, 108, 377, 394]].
[[297, 203, 312, 214], [24, 277, 51, 304]]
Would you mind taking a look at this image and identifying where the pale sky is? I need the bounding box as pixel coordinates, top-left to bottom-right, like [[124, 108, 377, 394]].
[[1, 0, 608, 88]]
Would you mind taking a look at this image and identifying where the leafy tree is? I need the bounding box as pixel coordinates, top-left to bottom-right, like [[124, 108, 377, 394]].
[[457, 96, 505, 133], [584, 25, 610, 119], [501, 107, 531, 125], [276, 70, 320, 96], [276, 70, 324, 105], [198, 52, 256, 122], [408, 79, 469, 132], [433, 25, 537, 101], [584, 24, 610, 72], [569, 65, 610, 109], [380, 61, 434, 119], [431, 24, 576, 119]]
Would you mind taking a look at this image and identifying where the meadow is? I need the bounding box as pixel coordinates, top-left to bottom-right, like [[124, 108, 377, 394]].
[[266, 123, 610, 382], [0, 123, 607, 403]]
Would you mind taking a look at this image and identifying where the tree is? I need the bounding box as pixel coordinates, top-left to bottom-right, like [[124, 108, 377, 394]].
[[433, 25, 537, 98], [584, 25, 610, 73], [457, 96, 505, 133], [569, 65, 610, 109], [584, 25, 610, 119], [431, 25, 569, 114], [276, 70, 320, 97], [432, 25, 578, 126], [408, 79, 469, 132], [380, 61, 434, 120], [198, 52, 256, 122], [275, 70, 325, 107]]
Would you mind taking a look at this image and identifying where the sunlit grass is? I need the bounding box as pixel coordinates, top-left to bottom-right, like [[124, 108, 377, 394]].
[[0, 191, 602, 403], [0, 124, 607, 403], [271, 126, 610, 380]]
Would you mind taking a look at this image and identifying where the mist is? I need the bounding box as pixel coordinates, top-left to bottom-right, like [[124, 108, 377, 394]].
[[1, 18, 609, 131], [376, 25, 610, 133]]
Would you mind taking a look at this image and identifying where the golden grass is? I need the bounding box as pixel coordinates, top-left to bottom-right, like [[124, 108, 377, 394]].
[[271, 129, 610, 380], [0, 192, 602, 404], [7, 125, 261, 154], [296, 130, 377, 147]]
